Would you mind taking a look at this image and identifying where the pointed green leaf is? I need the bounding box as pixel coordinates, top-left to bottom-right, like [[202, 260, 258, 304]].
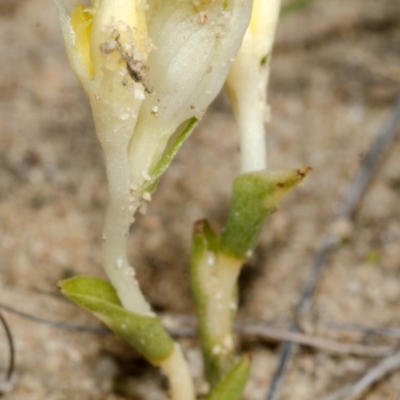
[[191, 219, 220, 267], [280, 0, 320, 18], [206, 356, 251, 400], [59, 276, 174, 364], [144, 117, 199, 193], [220, 167, 310, 258]]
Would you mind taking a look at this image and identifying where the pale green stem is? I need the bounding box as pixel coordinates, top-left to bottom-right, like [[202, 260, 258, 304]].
[[93, 106, 152, 315], [93, 103, 194, 400], [160, 344, 196, 400], [207, 254, 242, 348], [197, 251, 244, 384], [236, 86, 267, 174], [226, 32, 272, 174], [101, 152, 152, 315]]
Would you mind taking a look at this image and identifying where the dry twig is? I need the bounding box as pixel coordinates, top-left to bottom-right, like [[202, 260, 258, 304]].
[[1, 302, 396, 358], [321, 350, 400, 400], [0, 311, 14, 385], [0, 301, 109, 334], [321, 321, 400, 340], [266, 96, 400, 400], [237, 323, 393, 358]]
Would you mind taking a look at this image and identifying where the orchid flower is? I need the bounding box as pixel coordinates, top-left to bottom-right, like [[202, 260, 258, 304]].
[[128, 0, 254, 188], [54, 0, 252, 314]]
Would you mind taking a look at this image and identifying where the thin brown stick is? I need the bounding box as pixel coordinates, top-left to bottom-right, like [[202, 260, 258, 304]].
[[1, 301, 395, 358], [164, 318, 395, 357], [0, 302, 109, 334], [0, 312, 14, 383], [237, 324, 394, 357], [266, 96, 400, 400], [163, 316, 396, 357], [320, 321, 400, 339], [321, 350, 400, 400]]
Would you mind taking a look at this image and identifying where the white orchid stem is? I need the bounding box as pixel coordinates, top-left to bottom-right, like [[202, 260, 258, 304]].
[[226, 36, 268, 174], [93, 99, 152, 316], [101, 154, 152, 316], [226, 0, 281, 174], [236, 85, 268, 174], [160, 344, 196, 400], [90, 103, 196, 400]]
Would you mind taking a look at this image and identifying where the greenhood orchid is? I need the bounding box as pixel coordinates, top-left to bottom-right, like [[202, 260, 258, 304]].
[[53, 0, 252, 315], [51, 2, 307, 399]]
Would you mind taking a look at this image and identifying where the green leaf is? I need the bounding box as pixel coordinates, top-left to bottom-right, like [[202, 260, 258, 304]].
[[192, 220, 220, 265], [206, 356, 251, 400], [220, 167, 310, 259], [280, 0, 322, 18], [59, 276, 174, 364], [144, 117, 199, 193]]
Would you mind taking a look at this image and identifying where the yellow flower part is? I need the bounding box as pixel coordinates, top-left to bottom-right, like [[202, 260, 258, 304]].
[[89, 0, 149, 77], [249, 0, 281, 61], [191, 0, 230, 11], [70, 4, 94, 77], [54, 0, 150, 88]]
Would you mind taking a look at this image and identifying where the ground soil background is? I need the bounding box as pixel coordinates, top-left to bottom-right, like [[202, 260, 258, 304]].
[[1, 0, 400, 399]]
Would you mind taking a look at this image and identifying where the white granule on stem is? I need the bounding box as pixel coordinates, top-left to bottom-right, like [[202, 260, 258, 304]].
[[119, 112, 130, 121], [197, 12, 209, 24], [245, 250, 253, 258], [212, 345, 222, 355], [119, 66, 128, 77], [215, 291, 222, 300], [99, 39, 118, 56], [143, 192, 152, 201], [206, 251, 216, 267], [222, 335, 234, 350], [142, 171, 151, 181], [124, 266, 136, 277], [116, 258, 123, 269], [135, 87, 145, 99]]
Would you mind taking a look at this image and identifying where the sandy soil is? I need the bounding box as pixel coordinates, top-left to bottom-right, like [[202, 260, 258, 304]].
[[1, 0, 400, 399]]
